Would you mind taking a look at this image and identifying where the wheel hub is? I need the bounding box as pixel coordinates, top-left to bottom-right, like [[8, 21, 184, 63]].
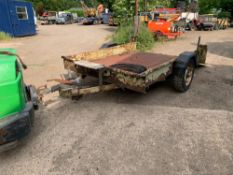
[[184, 65, 194, 86]]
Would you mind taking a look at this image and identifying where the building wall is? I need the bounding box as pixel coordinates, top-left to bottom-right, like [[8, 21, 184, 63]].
[[0, 0, 14, 36], [0, 0, 36, 37]]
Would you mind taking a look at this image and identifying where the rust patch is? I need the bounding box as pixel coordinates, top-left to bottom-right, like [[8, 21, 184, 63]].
[[93, 52, 176, 69]]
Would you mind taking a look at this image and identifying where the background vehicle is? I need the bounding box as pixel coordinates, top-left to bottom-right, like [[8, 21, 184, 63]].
[[148, 13, 182, 39], [140, 12, 152, 23], [0, 49, 39, 152], [195, 14, 218, 30], [72, 13, 79, 23], [40, 11, 58, 25], [80, 0, 103, 25], [230, 20, 233, 27], [56, 12, 74, 24]]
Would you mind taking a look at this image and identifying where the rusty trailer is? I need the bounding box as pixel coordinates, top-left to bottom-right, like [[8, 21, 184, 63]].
[[46, 38, 207, 99]]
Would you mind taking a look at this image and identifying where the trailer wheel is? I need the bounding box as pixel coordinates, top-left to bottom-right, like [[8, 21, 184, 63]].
[[172, 60, 195, 92]]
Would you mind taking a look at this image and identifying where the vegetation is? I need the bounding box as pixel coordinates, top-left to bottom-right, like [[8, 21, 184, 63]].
[[28, 0, 232, 19], [136, 23, 155, 51], [67, 9, 84, 17], [0, 32, 11, 41], [199, 0, 233, 17], [27, 0, 80, 15], [28, 0, 173, 17], [101, 0, 171, 19], [112, 22, 154, 51]]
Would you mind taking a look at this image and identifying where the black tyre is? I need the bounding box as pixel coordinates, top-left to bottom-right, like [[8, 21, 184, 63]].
[[172, 59, 195, 92]]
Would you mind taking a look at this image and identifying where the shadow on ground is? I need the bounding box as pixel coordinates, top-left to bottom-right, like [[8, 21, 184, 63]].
[[102, 27, 117, 32], [207, 41, 233, 59], [79, 64, 233, 112]]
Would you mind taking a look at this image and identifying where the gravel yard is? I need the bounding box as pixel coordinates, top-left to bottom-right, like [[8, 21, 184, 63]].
[[0, 24, 233, 175]]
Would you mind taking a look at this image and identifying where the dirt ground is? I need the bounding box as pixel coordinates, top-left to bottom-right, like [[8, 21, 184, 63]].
[[0, 24, 233, 175]]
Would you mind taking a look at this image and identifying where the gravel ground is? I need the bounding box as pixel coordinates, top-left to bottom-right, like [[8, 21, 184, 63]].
[[0, 24, 233, 175]]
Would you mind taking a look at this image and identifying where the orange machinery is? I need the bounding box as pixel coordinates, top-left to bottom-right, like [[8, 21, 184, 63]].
[[148, 12, 182, 39]]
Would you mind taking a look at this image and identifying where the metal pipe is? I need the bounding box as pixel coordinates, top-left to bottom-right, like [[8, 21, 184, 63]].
[[0, 51, 27, 69]]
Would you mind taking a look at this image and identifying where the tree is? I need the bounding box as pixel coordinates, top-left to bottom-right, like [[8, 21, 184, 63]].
[[27, 0, 80, 13], [199, 0, 233, 17], [36, 1, 44, 16]]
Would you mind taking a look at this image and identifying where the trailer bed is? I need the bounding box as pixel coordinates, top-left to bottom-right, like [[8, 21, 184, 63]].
[[93, 52, 176, 69], [54, 42, 207, 98], [60, 43, 177, 94]]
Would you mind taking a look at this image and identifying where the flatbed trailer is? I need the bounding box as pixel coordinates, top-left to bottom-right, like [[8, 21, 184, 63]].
[[42, 39, 207, 99]]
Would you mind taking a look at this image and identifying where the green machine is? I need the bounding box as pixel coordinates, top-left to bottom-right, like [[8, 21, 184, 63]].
[[0, 49, 38, 152]]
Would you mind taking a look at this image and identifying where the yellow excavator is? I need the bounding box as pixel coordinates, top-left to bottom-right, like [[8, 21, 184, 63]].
[[80, 0, 104, 25], [80, 0, 97, 17]]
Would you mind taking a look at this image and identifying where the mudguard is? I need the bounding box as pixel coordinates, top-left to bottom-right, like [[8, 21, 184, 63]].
[[174, 37, 208, 69], [174, 52, 197, 69]]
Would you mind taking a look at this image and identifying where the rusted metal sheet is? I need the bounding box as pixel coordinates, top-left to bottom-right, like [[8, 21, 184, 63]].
[[145, 63, 173, 85], [108, 72, 146, 92], [94, 52, 176, 69], [93, 52, 176, 92], [108, 62, 173, 93]]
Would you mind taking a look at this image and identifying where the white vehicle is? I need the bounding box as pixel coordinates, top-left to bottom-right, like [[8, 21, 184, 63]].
[[56, 12, 74, 24], [181, 12, 199, 22], [41, 11, 58, 25], [72, 13, 78, 23]]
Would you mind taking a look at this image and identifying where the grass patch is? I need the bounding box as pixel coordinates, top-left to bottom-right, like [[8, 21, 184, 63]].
[[112, 22, 155, 51], [0, 32, 11, 41]]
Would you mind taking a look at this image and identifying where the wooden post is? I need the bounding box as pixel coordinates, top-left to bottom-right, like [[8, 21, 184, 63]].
[[135, 0, 139, 16]]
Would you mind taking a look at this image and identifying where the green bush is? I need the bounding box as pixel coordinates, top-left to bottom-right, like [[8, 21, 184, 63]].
[[218, 11, 231, 18], [112, 23, 133, 44], [112, 22, 155, 51], [67, 9, 84, 17], [0, 32, 11, 41], [136, 23, 155, 51]]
